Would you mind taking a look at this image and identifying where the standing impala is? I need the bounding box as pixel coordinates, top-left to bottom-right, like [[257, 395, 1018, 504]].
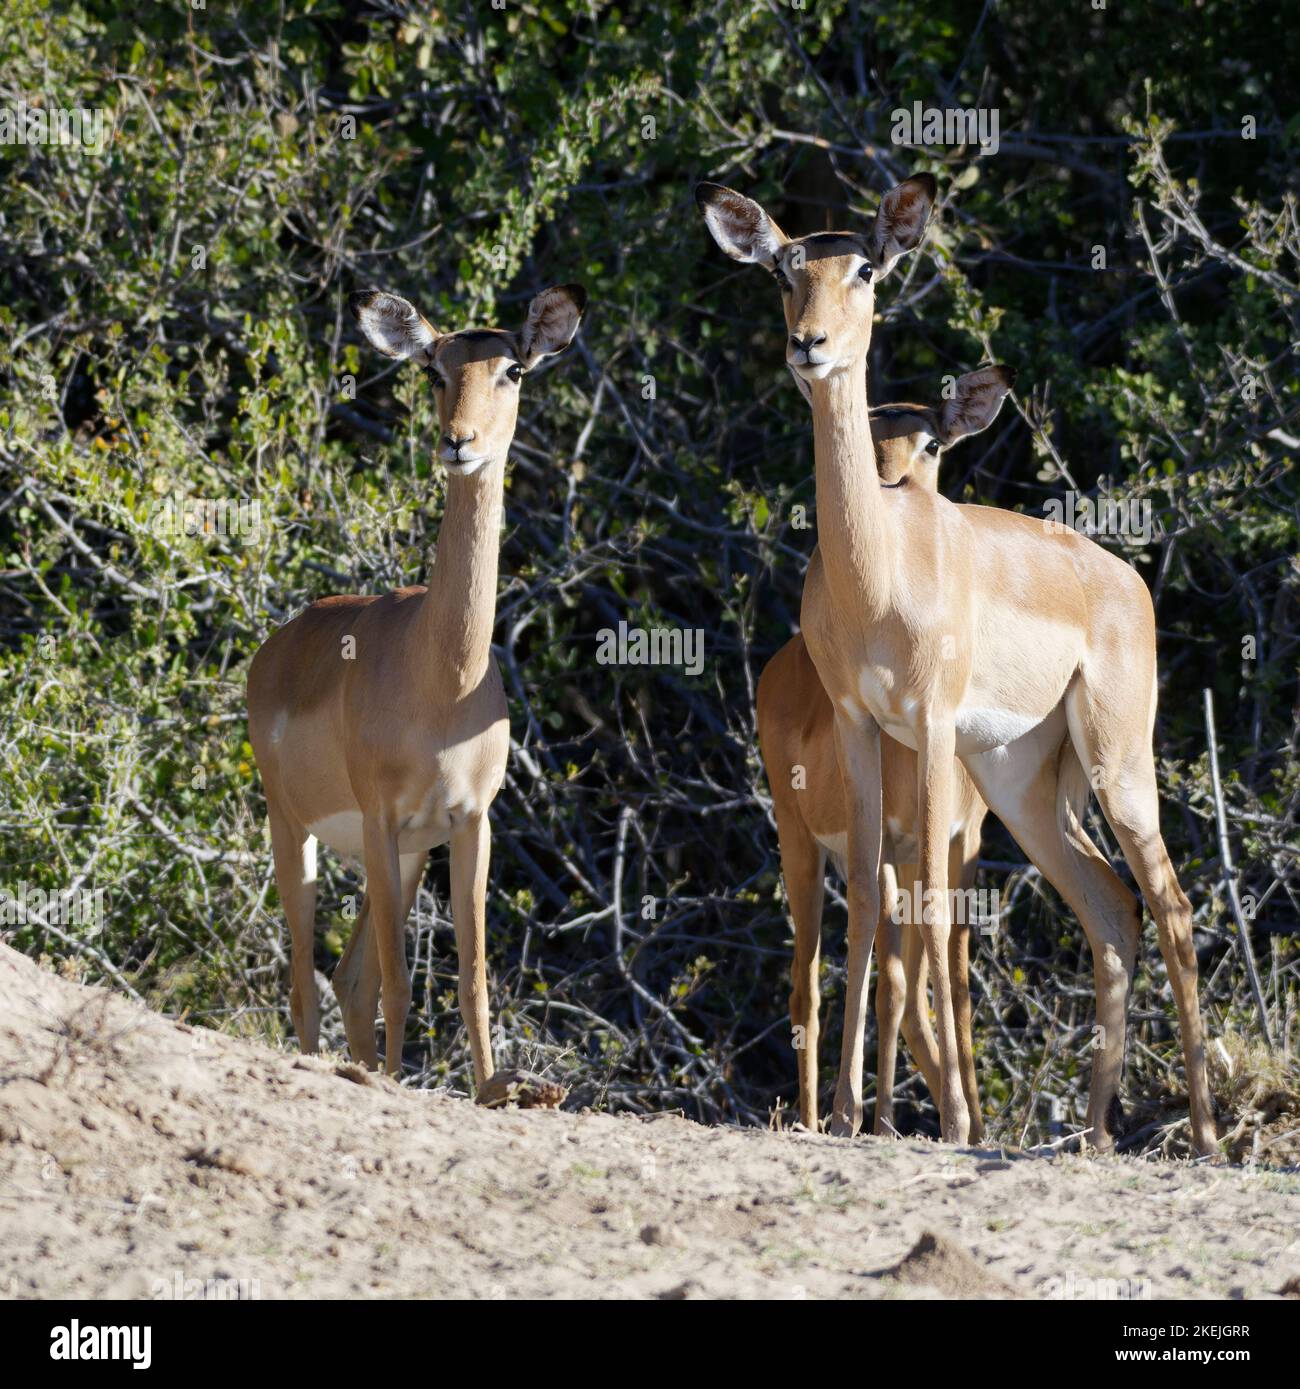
[[699, 176, 1216, 1155], [760, 367, 1014, 1138], [248, 284, 586, 1086]]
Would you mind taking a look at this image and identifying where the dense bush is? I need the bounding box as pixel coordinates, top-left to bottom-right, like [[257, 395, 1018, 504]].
[[1, 0, 1296, 1157]]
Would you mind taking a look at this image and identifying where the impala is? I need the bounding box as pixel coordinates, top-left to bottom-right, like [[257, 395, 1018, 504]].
[[760, 367, 1015, 1137], [247, 283, 586, 1086], [699, 175, 1215, 1154]]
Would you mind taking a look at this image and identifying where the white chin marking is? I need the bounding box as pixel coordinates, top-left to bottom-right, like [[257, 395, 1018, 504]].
[[792, 360, 835, 381], [443, 456, 490, 476]]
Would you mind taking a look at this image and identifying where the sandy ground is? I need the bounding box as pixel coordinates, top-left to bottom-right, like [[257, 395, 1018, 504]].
[[0, 943, 1296, 1301]]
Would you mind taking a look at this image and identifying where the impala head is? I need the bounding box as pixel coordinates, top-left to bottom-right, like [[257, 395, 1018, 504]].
[[349, 283, 587, 476], [871, 365, 1017, 489], [695, 174, 936, 382]]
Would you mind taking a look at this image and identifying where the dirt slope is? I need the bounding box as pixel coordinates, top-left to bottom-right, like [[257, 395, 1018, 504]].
[[0, 944, 1296, 1301]]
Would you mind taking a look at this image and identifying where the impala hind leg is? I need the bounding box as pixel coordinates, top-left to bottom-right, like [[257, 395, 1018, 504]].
[[948, 922, 982, 1142], [333, 892, 376, 1066], [776, 816, 826, 1130], [893, 836, 982, 1136], [898, 912, 982, 1137], [1101, 800, 1215, 1154], [951, 826, 984, 1143], [899, 889, 943, 1102], [268, 804, 321, 1054], [451, 812, 495, 1091], [968, 728, 1141, 1152], [362, 818, 414, 1078], [335, 853, 425, 1069], [1074, 709, 1217, 1154]]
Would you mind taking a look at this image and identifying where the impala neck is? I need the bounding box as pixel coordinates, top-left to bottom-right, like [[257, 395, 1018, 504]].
[[419, 459, 505, 701], [809, 365, 893, 622]]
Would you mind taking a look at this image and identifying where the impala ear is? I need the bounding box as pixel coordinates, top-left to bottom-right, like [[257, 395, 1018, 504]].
[[349, 290, 438, 360], [867, 173, 937, 278], [695, 183, 789, 269], [517, 283, 587, 368], [939, 364, 1017, 443]]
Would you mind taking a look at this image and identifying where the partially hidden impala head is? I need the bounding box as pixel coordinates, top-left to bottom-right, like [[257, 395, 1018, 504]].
[[350, 284, 587, 476], [872, 365, 1017, 489], [695, 174, 935, 382]]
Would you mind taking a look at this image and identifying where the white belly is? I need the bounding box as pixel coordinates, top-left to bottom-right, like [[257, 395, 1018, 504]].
[[841, 689, 1039, 757], [305, 809, 453, 862], [813, 830, 847, 861], [954, 705, 1043, 756], [306, 811, 366, 860], [813, 831, 847, 880]]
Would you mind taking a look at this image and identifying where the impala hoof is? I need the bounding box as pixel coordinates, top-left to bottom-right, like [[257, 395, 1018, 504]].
[[829, 1109, 861, 1139]]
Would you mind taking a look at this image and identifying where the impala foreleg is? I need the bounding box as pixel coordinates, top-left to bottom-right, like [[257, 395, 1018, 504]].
[[917, 722, 970, 1144], [830, 714, 883, 1139], [451, 811, 495, 1092], [268, 806, 321, 1055]]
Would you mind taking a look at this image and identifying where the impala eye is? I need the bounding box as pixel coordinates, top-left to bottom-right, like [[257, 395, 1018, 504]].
[[858, 263, 874, 282], [506, 363, 524, 383], [773, 268, 792, 293], [925, 438, 941, 455], [425, 364, 445, 389]]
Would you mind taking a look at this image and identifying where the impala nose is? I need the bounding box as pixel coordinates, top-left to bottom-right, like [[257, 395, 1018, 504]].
[[443, 432, 475, 455], [789, 332, 826, 358]]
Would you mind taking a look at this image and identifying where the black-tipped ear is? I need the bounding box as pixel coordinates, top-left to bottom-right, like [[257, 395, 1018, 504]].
[[939, 364, 1017, 443], [518, 283, 586, 368], [868, 174, 937, 279], [350, 289, 438, 360], [695, 182, 788, 269]]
